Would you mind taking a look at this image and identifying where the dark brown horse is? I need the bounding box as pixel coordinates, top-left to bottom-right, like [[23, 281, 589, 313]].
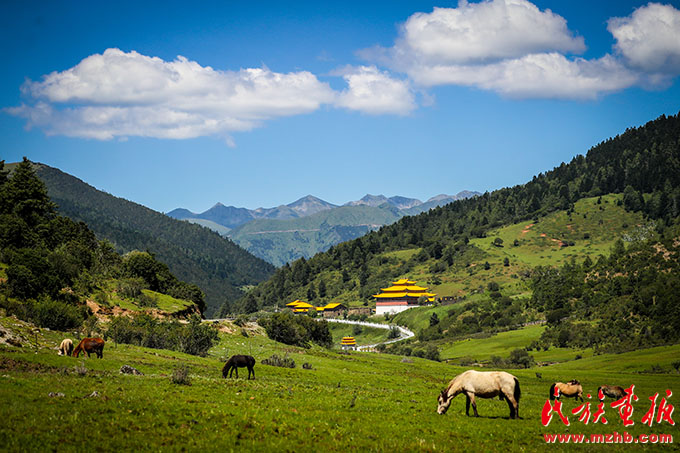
[[72, 338, 105, 358], [599, 385, 626, 400], [222, 355, 255, 379], [549, 380, 583, 402]]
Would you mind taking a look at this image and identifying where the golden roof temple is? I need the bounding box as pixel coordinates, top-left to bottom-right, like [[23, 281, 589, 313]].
[[373, 279, 435, 315]]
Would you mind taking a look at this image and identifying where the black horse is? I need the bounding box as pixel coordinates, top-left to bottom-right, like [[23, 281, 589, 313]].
[[222, 355, 255, 380]]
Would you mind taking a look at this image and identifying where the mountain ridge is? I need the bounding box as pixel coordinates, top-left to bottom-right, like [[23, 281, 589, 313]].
[[169, 190, 480, 265], [30, 163, 275, 317]]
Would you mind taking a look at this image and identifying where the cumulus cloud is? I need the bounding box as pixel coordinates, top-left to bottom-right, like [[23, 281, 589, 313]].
[[395, 0, 585, 65], [362, 0, 680, 100], [413, 53, 638, 100], [608, 2, 680, 78], [334, 66, 415, 115], [7, 48, 417, 140]]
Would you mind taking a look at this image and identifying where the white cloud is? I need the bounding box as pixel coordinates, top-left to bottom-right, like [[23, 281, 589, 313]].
[[9, 48, 336, 141], [8, 48, 415, 140], [334, 66, 415, 115], [414, 53, 638, 100], [608, 2, 680, 77], [361, 0, 680, 100], [396, 0, 585, 65]]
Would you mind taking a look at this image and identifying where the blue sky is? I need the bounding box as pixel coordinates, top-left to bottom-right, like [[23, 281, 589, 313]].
[[2, 0, 680, 213]]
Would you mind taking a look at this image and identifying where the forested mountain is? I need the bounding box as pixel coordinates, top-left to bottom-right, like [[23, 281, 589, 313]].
[[241, 112, 680, 318], [30, 164, 275, 317], [0, 158, 204, 329]]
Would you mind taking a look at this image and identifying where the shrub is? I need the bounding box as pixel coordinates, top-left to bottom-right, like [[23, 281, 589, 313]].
[[117, 278, 146, 299], [508, 348, 536, 368], [261, 354, 295, 368], [176, 315, 219, 356], [30, 298, 84, 331], [171, 366, 191, 385], [423, 345, 440, 362], [259, 312, 332, 348], [387, 326, 401, 339]]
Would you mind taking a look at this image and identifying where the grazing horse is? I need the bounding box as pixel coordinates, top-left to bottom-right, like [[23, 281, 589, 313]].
[[549, 380, 584, 402], [598, 385, 626, 400], [222, 355, 255, 380], [58, 339, 73, 356], [72, 338, 105, 359], [437, 370, 521, 419]]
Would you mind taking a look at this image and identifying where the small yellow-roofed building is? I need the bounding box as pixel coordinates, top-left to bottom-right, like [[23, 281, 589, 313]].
[[373, 279, 435, 315], [341, 336, 357, 350], [321, 302, 347, 318], [286, 300, 314, 313]]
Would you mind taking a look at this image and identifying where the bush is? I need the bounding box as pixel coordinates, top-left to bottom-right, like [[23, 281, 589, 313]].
[[171, 366, 191, 385], [261, 354, 295, 368], [423, 345, 440, 362], [508, 348, 536, 368], [387, 326, 401, 339], [259, 312, 332, 348], [30, 298, 85, 331], [105, 314, 217, 356]]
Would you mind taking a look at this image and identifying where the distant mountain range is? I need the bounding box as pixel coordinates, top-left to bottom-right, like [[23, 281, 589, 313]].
[[168, 191, 480, 266]]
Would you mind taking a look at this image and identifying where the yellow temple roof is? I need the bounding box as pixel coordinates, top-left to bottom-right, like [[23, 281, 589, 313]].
[[341, 336, 356, 345], [286, 300, 307, 307], [322, 303, 344, 310], [392, 279, 416, 285], [380, 285, 428, 292]]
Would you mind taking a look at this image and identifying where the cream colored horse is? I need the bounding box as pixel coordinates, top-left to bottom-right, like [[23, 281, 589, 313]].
[[58, 339, 73, 356], [437, 370, 521, 419]]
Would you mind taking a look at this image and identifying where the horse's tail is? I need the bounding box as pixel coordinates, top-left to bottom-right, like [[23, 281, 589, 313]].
[[514, 377, 521, 403], [549, 383, 556, 400]]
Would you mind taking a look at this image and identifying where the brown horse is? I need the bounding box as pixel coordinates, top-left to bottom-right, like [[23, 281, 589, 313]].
[[549, 380, 583, 402], [598, 385, 626, 400], [437, 370, 521, 419], [222, 355, 255, 379], [58, 339, 73, 356], [72, 338, 105, 358]]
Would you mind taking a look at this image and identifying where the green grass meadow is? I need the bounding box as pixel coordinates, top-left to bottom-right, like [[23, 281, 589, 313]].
[[1, 318, 679, 452]]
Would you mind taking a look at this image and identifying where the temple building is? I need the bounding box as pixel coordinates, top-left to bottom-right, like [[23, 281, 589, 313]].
[[373, 279, 436, 315], [285, 300, 315, 313], [341, 336, 357, 350]]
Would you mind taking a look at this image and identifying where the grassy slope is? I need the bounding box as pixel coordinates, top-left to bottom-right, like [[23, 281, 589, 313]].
[[1, 319, 679, 452]]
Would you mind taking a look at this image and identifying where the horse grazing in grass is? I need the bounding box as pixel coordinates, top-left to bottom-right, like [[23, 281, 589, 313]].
[[437, 370, 521, 419], [598, 385, 626, 400], [58, 339, 73, 356], [549, 380, 583, 402], [222, 355, 255, 380], [72, 338, 105, 359]]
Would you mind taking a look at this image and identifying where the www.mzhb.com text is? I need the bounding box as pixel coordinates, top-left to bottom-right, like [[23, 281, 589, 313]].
[[544, 432, 673, 444]]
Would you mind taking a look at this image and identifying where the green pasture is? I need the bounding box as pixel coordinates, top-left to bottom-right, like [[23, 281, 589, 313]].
[[327, 323, 390, 348], [1, 317, 679, 452]]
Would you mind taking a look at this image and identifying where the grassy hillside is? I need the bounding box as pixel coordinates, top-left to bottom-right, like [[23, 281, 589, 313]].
[[29, 163, 275, 316], [1, 318, 678, 451]]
